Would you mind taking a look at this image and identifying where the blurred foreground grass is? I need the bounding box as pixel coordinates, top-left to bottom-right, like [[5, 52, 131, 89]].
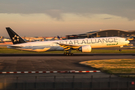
[[80, 59, 135, 74], [0, 46, 135, 54]]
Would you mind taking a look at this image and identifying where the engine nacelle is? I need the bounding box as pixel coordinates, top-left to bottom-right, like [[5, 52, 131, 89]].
[[79, 45, 92, 52]]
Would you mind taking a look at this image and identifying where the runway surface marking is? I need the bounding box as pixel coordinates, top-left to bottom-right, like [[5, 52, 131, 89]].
[[0, 70, 101, 74]]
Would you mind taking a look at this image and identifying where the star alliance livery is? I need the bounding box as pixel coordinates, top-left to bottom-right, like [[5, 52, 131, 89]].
[[6, 27, 129, 55]]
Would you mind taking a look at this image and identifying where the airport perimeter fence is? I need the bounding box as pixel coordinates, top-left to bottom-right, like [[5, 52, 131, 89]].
[[0, 75, 135, 90]]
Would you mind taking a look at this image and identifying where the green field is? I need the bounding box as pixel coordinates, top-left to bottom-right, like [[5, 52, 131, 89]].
[[0, 46, 135, 54], [80, 59, 135, 77]]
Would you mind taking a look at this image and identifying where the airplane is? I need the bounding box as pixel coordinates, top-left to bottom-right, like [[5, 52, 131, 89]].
[[6, 27, 129, 55]]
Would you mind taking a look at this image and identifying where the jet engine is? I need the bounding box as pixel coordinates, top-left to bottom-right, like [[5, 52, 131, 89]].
[[79, 45, 92, 52]]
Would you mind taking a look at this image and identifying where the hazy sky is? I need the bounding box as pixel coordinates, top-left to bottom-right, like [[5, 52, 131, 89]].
[[0, 0, 135, 37]]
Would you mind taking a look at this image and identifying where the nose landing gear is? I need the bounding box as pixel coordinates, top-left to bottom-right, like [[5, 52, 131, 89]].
[[119, 46, 123, 51]]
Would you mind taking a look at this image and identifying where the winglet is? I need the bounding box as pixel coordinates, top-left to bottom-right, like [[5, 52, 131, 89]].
[[6, 27, 26, 44]]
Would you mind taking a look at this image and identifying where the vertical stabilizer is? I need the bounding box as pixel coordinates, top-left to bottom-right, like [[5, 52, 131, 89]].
[[6, 27, 26, 44]]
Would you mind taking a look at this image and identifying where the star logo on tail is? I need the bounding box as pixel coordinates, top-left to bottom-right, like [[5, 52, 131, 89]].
[[12, 35, 20, 42]]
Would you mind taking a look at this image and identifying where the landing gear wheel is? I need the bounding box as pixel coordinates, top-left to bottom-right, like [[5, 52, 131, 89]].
[[71, 53, 73, 56], [64, 53, 73, 56], [64, 52, 66, 55], [68, 53, 73, 56], [119, 46, 123, 51]]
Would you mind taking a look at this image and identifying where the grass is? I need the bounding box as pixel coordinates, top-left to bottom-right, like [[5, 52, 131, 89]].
[[0, 46, 135, 54], [0, 47, 62, 54], [80, 59, 135, 74], [91, 49, 135, 53]]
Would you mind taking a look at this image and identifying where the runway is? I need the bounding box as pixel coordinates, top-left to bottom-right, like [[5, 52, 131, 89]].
[[0, 54, 134, 71], [0, 53, 135, 56], [0, 54, 135, 89], [0, 54, 134, 78]]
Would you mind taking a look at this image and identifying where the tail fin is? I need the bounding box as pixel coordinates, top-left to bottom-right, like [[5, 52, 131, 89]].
[[6, 27, 26, 44]]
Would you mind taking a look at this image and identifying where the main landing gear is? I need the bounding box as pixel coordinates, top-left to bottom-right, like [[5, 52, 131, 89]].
[[64, 52, 73, 56], [64, 50, 73, 56]]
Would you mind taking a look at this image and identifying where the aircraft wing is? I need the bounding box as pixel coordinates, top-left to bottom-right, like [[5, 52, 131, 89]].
[[58, 43, 81, 50]]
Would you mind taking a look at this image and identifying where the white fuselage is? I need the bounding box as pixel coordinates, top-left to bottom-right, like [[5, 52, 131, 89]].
[[8, 37, 129, 52]]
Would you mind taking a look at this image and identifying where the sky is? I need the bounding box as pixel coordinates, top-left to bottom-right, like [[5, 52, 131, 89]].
[[0, 0, 135, 37]]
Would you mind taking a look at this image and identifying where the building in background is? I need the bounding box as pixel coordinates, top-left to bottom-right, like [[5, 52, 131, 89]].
[[66, 29, 135, 39]]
